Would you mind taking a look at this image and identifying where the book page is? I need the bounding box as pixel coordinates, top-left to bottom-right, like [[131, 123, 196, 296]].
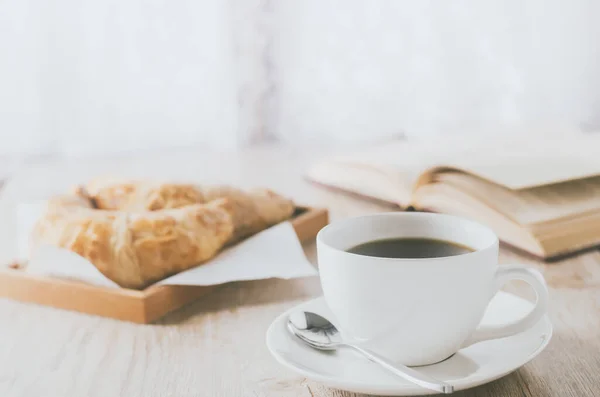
[[333, 134, 600, 191], [434, 172, 600, 226], [308, 133, 600, 207], [330, 139, 472, 188], [430, 135, 600, 189], [306, 160, 411, 205]]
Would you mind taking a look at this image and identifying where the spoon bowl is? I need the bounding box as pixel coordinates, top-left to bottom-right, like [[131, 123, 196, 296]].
[[287, 311, 343, 350]]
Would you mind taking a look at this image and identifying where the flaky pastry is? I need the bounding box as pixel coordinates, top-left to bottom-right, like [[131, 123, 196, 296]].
[[31, 180, 295, 289]]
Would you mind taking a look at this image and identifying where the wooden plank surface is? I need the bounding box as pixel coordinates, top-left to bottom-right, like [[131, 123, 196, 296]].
[[0, 146, 598, 397]]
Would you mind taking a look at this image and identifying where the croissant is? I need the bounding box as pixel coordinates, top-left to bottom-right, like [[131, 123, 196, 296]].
[[85, 180, 296, 242], [31, 181, 295, 289]]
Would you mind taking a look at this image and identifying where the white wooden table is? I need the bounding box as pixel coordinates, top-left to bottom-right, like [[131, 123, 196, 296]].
[[0, 146, 598, 397]]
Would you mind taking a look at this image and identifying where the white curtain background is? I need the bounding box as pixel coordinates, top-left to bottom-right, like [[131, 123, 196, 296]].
[[0, 0, 599, 155], [0, 0, 242, 156]]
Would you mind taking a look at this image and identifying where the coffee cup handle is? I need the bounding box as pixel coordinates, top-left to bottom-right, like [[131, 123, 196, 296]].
[[462, 265, 549, 348]]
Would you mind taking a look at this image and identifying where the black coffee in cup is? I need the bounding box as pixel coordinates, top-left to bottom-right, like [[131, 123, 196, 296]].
[[347, 237, 474, 259]]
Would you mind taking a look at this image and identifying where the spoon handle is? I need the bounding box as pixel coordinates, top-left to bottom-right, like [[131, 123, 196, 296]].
[[347, 344, 454, 394]]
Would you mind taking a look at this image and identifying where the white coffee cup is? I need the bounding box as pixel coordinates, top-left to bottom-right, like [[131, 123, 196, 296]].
[[317, 212, 549, 366]]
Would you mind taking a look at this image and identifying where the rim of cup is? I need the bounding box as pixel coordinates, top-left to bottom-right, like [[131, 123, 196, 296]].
[[316, 212, 499, 262]]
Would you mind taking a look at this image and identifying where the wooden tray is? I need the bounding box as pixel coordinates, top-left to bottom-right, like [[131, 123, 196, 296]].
[[0, 207, 328, 323]]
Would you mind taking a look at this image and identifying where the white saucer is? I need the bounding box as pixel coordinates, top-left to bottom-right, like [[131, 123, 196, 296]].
[[266, 291, 552, 396]]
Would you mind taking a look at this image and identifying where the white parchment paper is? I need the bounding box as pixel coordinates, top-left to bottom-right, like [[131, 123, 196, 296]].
[[17, 201, 317, 289]]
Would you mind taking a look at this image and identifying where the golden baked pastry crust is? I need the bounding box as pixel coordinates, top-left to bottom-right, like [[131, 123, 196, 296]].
[[31, 180, 295, 289], [32, 195, 234, 289], [86, 180, 296, 242]]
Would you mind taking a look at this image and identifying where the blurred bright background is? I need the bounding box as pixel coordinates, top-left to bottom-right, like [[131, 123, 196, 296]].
[[1, 0, 600, 158]]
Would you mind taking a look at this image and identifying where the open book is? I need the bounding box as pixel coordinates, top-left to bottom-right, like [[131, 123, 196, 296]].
[[307, 135, 600, 259]]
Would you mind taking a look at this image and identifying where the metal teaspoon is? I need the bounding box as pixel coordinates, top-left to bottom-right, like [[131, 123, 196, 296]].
[[287, 311, 454, 394]]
